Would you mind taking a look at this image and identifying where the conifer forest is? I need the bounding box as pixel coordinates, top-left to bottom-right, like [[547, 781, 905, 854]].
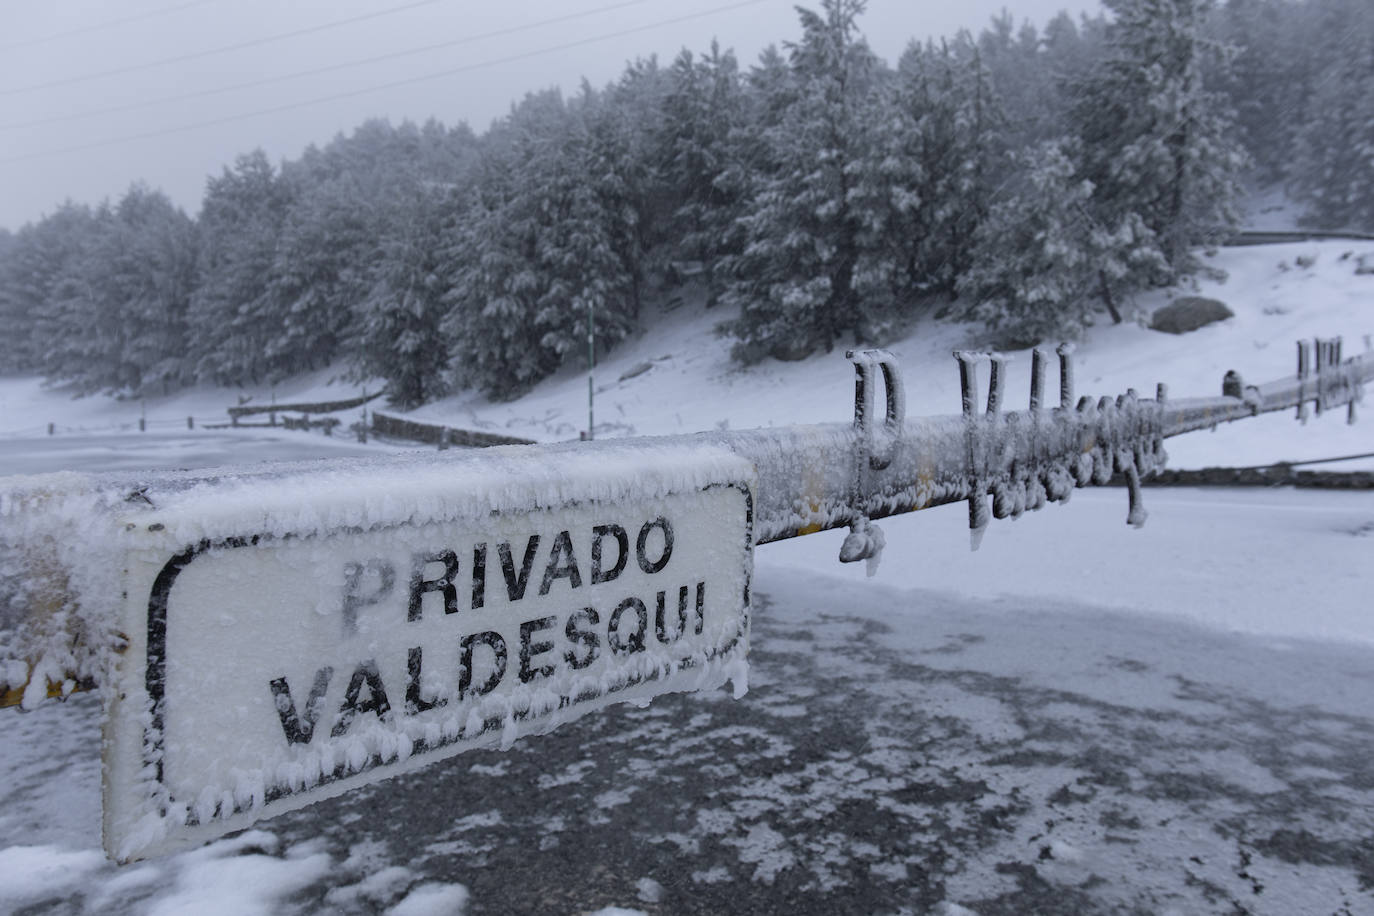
[[1, 0, 1370, 408]]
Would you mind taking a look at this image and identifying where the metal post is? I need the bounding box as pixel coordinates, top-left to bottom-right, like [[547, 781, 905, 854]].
[[986, 355, 1006, 416], [1313, 337, 1325, 417], [1296, 339, 1311, 422], [587, 299, 595, 442], [1057, 343, 1075, 409], [1030, 349, 1046, 411]]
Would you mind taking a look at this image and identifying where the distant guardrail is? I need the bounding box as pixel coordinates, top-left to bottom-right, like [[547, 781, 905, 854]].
[[1119, 451, 1374, 489], [226, 389, 386, 423], [370, 411, 535, 448], [1224, 230, 1374, 247]]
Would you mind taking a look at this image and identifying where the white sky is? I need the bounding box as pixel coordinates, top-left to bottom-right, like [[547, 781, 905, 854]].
[[0, 0, 1101, 232]]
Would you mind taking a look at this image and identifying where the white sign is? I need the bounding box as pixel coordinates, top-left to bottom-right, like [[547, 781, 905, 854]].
[[104, 448, 754, 861]]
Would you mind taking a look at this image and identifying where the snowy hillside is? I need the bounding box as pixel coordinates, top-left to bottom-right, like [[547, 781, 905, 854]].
[[410, 239, 1374, 471], [3, 239, 1370, 476]]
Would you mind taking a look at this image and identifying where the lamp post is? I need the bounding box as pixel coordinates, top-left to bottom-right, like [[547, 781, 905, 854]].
[[586, 296, 595, 441]]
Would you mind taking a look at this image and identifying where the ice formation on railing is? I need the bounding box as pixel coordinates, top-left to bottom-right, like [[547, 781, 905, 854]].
[[1, 335, 1370, 717]]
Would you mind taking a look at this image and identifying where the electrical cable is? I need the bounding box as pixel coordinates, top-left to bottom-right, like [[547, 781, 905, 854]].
[[0, 0, 443, 97], [0, 0, 217, 53], [0, 0, 655, 132], [0, 0, 771, 164]]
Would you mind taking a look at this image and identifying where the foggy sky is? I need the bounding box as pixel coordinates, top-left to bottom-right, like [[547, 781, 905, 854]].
[[0, 0, 1101, 232]]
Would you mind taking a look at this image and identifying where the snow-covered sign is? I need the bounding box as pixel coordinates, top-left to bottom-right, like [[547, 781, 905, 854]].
[[102, 445, 755, 861]]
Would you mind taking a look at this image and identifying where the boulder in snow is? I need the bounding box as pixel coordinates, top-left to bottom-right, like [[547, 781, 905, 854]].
[[1149, 297, 1234, 334], [618, 361, 653, 382]]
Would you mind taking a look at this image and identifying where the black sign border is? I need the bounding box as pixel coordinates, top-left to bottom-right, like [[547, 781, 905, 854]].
[[142, 480, 754, 826]]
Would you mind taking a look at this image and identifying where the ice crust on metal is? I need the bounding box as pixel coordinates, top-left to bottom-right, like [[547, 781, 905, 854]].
[[2, 336, 1374, 758], [0, 337, 1369, 725], [65, 443, 755, 860]]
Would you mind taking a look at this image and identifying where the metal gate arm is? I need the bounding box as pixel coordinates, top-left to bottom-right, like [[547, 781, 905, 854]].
[[0, 337, 1369, 707]]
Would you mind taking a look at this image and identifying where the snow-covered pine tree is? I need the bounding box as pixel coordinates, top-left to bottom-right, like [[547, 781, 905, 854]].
[[842, 71, 923, 318], [958, 140, 1167, 343], [882, 34, 1007, 302], [528, 87, 637, 377], [0, 230, 12, 317], [268, 136, 390, 379], [78, 186, 197, 394], [660, 43, 749, 304], [350, 185, 455, 409], [442, 97, 561, 400], [583, 62, 671, 324], [1206, 0, 1312, 186], [267, 156, 368, 377], [722, 0, 885, 363], [0, 229, 13, 370], [1071, 0, 1246, 288], [0, 205, 97, 374], [1041, 9, 1109, 93], [280, 117, 482, 396], [978, 12, 1061, 149], [928, 35, 1005, 297], [33, 204, 117, 392], [187, 150, 291, 385], [1289, 0, 1374, 231], [444, 89, 636, 400]]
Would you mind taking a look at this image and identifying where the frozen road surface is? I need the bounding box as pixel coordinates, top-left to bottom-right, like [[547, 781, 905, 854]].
[[2, 487, 1373, 915]]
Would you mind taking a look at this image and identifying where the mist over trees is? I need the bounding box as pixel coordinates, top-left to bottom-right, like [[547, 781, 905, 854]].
[[0, 0, 1367, 406]]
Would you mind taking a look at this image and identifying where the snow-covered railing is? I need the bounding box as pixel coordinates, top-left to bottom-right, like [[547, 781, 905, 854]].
[[0, 335, 1369, 860], [1, 336, 1369, 712], [728, 336, 1367, 553], [225, 389, 385, 423]]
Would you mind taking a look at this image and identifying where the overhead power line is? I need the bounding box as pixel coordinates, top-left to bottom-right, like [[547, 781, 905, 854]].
[[0, 0, 655, 132], [0, 0, 442, 97], [0, 0, 770, 165], [0, 0, 217, 53]]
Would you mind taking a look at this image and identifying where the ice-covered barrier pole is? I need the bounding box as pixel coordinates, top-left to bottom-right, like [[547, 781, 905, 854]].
[[732, 336, 1368, 550], [0, 337, 1370, 709]]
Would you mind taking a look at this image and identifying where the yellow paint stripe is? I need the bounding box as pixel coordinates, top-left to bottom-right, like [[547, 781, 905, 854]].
[[1, 675, 91, 709]]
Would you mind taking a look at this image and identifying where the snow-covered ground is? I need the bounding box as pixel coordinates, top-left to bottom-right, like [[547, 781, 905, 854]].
[[4, 488, 1373, 914], [1, 240, 1373, 913], [3, 240, 1371, 474], [406, 239, 1374, 472]]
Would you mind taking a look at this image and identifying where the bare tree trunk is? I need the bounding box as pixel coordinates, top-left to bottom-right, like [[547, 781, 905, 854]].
[[1098, 271, 1123, 325]]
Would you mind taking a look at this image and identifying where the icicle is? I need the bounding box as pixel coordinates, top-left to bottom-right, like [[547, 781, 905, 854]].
[[969, 514, 988, 552], [840, 350, 904, 568], [954, 351, 992, 548]]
